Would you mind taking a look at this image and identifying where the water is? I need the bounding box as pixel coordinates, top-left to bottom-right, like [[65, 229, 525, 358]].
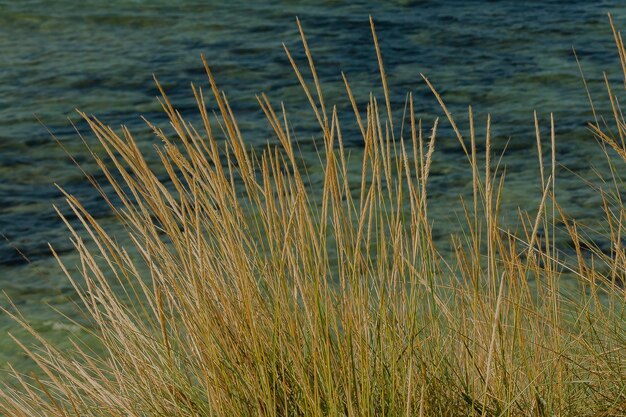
[[1, 0, 625, 378]]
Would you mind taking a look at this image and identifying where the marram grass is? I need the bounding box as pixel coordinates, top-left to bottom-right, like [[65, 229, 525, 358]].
[[1, 16, 626, 417]]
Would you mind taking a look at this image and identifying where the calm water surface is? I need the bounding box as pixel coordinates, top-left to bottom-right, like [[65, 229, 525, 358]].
[[1, 0, 625, 376]]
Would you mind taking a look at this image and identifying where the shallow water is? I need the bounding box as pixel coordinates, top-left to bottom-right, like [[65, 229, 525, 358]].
[[1, 0, 625, 378]]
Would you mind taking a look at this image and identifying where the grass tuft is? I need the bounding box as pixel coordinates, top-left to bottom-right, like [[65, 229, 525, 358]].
[[1, 16, 626, 417]]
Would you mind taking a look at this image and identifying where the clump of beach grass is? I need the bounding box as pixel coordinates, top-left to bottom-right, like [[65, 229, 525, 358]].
[[1, 16, 625, 417]]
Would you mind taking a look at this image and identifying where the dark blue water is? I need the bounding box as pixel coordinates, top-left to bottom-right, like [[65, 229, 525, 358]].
[[1, 0, 625, 375]]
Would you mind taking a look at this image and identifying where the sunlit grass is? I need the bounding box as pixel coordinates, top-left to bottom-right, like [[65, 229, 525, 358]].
[[1, 16, 625, 417]]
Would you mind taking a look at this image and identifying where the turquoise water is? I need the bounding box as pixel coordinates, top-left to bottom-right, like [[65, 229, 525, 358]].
[[1, 1, 625, 377]]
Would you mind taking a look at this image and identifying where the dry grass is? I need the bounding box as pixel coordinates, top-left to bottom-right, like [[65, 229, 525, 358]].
[[1, 16, 625, 417]]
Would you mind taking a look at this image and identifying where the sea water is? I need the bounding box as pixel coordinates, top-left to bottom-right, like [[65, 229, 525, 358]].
[[0, 0, 624, 378]]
